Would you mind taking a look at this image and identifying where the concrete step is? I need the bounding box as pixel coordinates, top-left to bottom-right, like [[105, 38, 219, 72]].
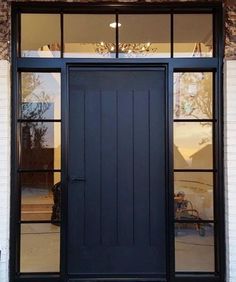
[[21, 204, 53, 221]]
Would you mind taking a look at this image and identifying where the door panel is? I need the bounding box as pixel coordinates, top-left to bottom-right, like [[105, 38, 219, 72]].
[[68, 69, 166, 278]]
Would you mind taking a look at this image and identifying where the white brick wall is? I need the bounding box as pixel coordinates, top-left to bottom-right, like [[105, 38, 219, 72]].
[[225, 60, 236, 282], [0, 60, 10, 282]]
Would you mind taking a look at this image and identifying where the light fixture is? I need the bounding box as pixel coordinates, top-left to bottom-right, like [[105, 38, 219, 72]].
[[109, 22, 122, 28], [95, 42, 157, 56]]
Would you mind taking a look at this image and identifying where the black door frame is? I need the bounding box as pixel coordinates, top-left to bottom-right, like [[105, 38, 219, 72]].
[[65, 64, 169, 281], [10, 2, 224, 282]]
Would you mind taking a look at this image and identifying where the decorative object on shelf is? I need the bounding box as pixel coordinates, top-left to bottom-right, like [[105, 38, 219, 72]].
[[39, 42, 61, 52], [95, 41, 158, 56]]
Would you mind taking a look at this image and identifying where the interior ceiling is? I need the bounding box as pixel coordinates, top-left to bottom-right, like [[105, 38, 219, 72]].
[[21, 14, 212, 49]]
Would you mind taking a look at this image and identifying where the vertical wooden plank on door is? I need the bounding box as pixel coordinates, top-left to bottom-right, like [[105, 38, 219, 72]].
[[133, 89, 150, 245], [84, 85, 101, 246], [149, 72, 166, 255], [117, 90, 134, 245], [68, 70, 85, 270], [101, 88, 117, 245]]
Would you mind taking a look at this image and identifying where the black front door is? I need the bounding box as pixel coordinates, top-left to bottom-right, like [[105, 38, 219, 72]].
[[67, 67, 167, 280]]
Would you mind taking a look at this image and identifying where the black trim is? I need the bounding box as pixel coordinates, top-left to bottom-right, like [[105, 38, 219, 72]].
[[14, 274, 61, 282], [175, 274, 222, 282], [115, 12, 119, 58], [20, 220, 61, 224], [16, 58, 220, 69], [11, 7, 20, 280], [10, 2, 224, 282], [170, 13, 173, 58], [61, 12, 63, 58], [60, 61, 69, 281], [12, 1, 222, 13], [17, 119, 62, 122], [66, 63, 169, 282], [173, 119, 217, 122], [175, 220, 215, 224], [166, 62, 175, 282], [215, 5, 225, 279], [18, 169, 61, 172], [174, 169, 216, 172]]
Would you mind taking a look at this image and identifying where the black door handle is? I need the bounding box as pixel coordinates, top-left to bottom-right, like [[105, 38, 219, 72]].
[[69, 176, 86, 182]]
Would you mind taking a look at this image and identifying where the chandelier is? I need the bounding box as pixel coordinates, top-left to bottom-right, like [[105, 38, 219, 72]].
[[95, 41, 158, 56]]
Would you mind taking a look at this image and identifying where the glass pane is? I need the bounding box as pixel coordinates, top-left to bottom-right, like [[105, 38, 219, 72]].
[[175, 223, 214, 271], [21, 172, 61, 222], [21, 14, 61, 58], [174, 72, 213, 119], [20, 223, 60, 272], [174, 172, 213, 220], [64, 14, 116, 58], [21, 73, 61, 120], [174, 122, 212, 169], [20, 122, 61, 170], [174, 14, 213, 58], [119, 14, 170, 58]]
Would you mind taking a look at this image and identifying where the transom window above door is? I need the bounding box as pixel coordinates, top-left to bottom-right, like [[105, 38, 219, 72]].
[[20, 13, 213, 58]]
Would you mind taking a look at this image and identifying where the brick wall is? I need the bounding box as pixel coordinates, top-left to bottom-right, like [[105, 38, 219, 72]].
[[0, 60, 11, 282], [225, 0, 236, 58], [0, 0, 10, 61]]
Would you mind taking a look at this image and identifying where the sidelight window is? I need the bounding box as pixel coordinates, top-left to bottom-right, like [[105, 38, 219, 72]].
[[173, 72, 215, 272], [18, 72, 61, 272]]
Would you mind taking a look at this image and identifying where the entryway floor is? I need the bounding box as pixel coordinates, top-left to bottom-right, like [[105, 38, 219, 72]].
[[20, 223, 60, 272], [175, 225, 214, 272], [20, 224, 214, 273]]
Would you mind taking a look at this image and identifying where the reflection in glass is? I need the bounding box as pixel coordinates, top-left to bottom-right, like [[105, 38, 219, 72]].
[[21, 14, 61, 58], [174, 172, 213, 220], [175, 223, 214, 271], [174, 122, 212, 169], [174, 14, 213, 58], [20, 223, 60, 272], [21, 73, 61, 120], [174, 72, 213, 119], [20, 122, 61, 170], [64, 14, 116, 58], [21, 172, 61, 222], [119, 14, 171, 58]]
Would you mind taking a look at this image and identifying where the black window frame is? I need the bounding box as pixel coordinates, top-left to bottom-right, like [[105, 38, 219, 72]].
[[11, 2, 224, 282]]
